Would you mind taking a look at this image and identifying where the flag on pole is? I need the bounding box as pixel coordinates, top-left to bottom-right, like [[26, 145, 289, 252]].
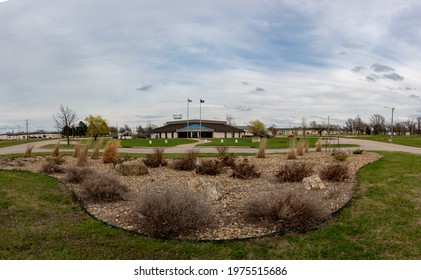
[[200, 99, 205, 103], [188, 98, 192, 102]]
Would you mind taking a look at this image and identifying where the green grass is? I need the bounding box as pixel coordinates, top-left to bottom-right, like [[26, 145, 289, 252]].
[[345, 135, 421, 148], [198, 137, 357, 149], [120, 138, 197, 148], [0, 139, 44, 149], [0, 152, 420, 259]]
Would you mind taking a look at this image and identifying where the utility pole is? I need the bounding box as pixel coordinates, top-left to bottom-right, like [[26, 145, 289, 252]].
[[384, 106, 395, 143], [25, 119, 29, 142]]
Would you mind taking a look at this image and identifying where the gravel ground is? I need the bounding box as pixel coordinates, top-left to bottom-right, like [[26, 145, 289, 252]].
[[0, 151, 382, 240]]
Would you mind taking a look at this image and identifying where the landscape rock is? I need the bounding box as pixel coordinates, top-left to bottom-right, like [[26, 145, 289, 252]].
[[302, 175, 326, 190], [188, 178, 223, 201], [115, 159, 148, 176]]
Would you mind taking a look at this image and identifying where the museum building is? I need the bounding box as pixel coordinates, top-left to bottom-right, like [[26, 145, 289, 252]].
[[150, 119, 245, 139]]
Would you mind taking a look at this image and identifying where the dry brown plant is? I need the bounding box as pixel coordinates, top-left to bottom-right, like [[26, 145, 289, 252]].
[[51, 140, 60, 157], [91, 137, 104, 159], [73, 141, 82, 158], [316, 139, 322, 152], [24, 144, 35, 158], [256, 137, 267, 158], [77, 139, 91, 166], [102, 139, 121, 164]]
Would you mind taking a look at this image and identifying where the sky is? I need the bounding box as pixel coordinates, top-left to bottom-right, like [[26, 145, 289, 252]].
[[1, 0, 421, 133]]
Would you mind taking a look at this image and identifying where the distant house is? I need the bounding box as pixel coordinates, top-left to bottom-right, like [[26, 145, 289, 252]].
[[150, 119, 245, 139]]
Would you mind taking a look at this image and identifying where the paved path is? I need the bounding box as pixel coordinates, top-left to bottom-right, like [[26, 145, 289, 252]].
[[1, 138, 421, 155]]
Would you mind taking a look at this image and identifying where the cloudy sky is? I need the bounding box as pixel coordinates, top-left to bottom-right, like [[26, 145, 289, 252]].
[[1, 0, 421, 133]]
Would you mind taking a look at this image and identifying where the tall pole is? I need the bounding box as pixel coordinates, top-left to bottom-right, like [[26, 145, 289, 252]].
[[25, 119, 29, 142], [199, 99, 202, 139], [187, 98, 191, 138]]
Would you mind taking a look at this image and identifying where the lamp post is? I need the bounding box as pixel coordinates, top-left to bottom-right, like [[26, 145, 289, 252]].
[[384, 106, 395, 143]]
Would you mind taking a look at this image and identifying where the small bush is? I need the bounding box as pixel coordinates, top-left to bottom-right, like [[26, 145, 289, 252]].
[[24, 144, 35, 158], [332, 150, 349, 162], [143, 148, 168, 168], [51, 140, 60, 157], [65, 166, 94, 184], [276, 163, 314, 182], [131, 189, 214, 238], [353, 149, 364, 154], [103, 139, 121, 164], [173, 149, 198, 171], [196, 159, 223, 175], [40, 158, 64, 174], [256, 137, 267, 158], [244, 190, 325, 232], [320, 163, 350, 182], [81, 172, 128, 202], [231, 158, 261, 179], [220, 154, 236, 167], [91, 138, 104, 159]]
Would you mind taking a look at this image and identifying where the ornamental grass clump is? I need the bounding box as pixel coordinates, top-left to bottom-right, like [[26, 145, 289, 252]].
[[244, 190, 325, 232], [51, 140, 60, 157], [131, 189, 215, 238], [320, 163, 350, 182], [77, 140, 91, 166], [230, 158, 261, 179], [24, 144, 35, 158], [65, 166, 94, 184], [216, 145, 229, 157], [315, 139, 323, 152], [143, 148, 168, 168], [91, 138, 104, 159], [172, 149, 198, 171], [275, 163, 314, 182], [103, 139, 121, 164], [296, 139, 307, 156], [256, 137, 267, 158], [196, 159, 223, 176]]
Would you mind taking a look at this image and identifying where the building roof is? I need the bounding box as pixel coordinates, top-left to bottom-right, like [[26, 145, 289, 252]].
[[151, 119, 244, 133]]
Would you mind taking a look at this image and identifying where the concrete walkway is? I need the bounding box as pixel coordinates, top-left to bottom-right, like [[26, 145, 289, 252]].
[[1, 138, 421, 155]]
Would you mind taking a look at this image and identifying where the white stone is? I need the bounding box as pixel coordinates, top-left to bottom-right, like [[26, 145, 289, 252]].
[[302, 175, 326, 190]]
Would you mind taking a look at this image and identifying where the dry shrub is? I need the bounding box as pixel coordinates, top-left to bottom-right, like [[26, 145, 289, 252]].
[[91, 138, 104, 159], [103, 139, 121, 164], [196, 159, 223, 175], [231, 158, 261, 179], [65, 166, 95, 184], [220, 154, 236, 167], [173, 149, 198, 171], [256, 137, 267, 158], [287, 148, 297, 160], [320, 163, 349, 182], [244, 190, 325, 232], [24, 144, 35, 158], [216, 145, 229, 157], [40, 158, 64, 174], [131, 189, 214, 238], [77, 140, 91, 166], [305, 141, 309, 153], [81, 171, 128, 202], [143, 148, 168, 168], [276, 163, 314, 182], [316, 139, 323, 152], [51, 140, 60, 157]]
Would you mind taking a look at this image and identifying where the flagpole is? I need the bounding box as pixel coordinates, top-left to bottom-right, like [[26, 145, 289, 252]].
[[199, 98, 202, 139], [187, 99, 189, 138]]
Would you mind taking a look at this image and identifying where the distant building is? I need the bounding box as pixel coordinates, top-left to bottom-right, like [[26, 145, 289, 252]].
[[0, 133, 61, 141], [150, 119, 245, 139]]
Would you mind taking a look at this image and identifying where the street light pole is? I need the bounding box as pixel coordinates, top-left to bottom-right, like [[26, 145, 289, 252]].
[[384, 106, 395, 143]]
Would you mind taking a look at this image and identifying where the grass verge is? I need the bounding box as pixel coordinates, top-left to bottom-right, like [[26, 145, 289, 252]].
[[0, 152, 420, 259]]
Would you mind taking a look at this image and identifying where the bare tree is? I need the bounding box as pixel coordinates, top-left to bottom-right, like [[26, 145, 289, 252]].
[[301, 117, 307, 138], [310, 121, 326, 137], [369, 114, 386, 135], [53, 104, 77, 145], [417, 117, 421, 135], [226, 114, 236, 126]]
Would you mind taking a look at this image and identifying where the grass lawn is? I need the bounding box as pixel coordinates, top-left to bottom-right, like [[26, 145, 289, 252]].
[[345, 135, 421, 148], [198, 137, 357, 149], [0, 152, 420, 259], [120, 138, 197, 148], [0, 139, 44, 149]]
